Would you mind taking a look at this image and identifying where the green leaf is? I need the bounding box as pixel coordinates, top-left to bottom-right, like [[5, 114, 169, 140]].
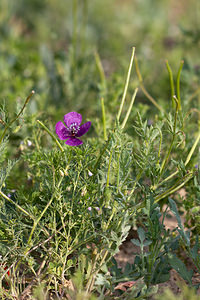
[[131, 238, 141, 247], [138, 227, 145, 243], [143, 240, 152, 247], [169, 198, 190, 246], [168, 254, 193, 284]]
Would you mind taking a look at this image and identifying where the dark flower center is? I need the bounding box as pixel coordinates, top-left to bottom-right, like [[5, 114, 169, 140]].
[[68, 122, 80, 136]]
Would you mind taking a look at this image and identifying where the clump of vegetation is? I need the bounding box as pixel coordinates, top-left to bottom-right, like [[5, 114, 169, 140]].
[[0, 0, 200, 299]]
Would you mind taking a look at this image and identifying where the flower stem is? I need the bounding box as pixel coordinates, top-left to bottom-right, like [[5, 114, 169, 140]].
[[117, 47, 135, 121], [37, 120, 64, 152], [121, 87, 138, 129]]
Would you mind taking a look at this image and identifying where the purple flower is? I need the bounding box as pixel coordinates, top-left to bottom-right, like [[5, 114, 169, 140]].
[[55, 112, 91, 146]]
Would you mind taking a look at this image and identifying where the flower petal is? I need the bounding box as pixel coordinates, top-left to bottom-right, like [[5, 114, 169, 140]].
[[55, 121, 70, 140], [64, 112, 82, 128], [65, 137, 83, 146], [76, 121, 91, 137]]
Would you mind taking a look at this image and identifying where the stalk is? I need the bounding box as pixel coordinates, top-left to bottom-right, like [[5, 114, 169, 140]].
[[121, 87, 138, 129], [184, 130, 200, 166], [155, 171, 193, 202], [154, 129, 200, 189], [117, 47, 135, 121]]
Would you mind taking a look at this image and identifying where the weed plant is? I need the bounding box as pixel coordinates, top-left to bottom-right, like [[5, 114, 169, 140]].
[[0, 0, 200, 299], [0, 45, 200, 299]]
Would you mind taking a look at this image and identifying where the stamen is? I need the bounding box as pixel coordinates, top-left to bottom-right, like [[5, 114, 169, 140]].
[[69, 122, 80, 135]]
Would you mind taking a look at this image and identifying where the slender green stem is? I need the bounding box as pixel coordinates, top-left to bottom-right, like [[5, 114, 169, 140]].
[[0, 190, 34, 220], [101, 97, 107, 140], [154, 129, 200, 189], [176, 60, 184, 110], [184, 130, 200, 166], [155, 171, 193, 202], [37, 120, 64, 152], [165, 60, 175, 108], [117, 47, 135, 121], [121, 88, 138, 129], [135, 57, 163, 112], [141, 244, 145, 273], [0, 90, 35, 145]]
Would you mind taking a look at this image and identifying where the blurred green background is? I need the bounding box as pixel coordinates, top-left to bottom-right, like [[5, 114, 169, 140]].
[[0, 0, 199, 121]]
